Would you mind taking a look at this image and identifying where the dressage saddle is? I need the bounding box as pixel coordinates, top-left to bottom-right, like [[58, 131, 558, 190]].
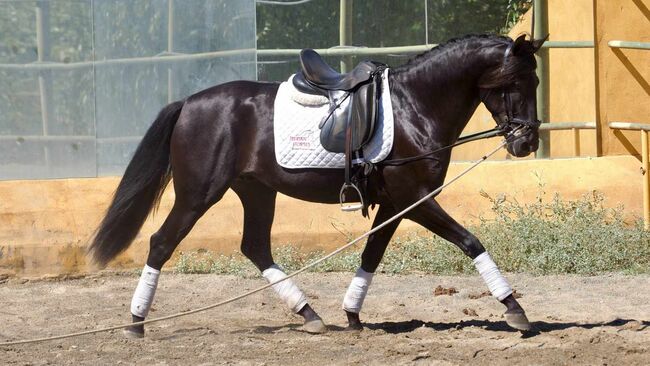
[[292, 49, 386, 214]]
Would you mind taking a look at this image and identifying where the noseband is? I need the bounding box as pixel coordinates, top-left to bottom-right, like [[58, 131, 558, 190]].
[[498, 89, 541, 134]]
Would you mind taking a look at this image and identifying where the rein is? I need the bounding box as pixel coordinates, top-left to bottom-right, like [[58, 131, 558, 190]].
[[378, 127, 505, 166]]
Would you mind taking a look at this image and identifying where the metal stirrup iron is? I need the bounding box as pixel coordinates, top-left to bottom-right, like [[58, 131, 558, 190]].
[[339, 183, 364, 212]]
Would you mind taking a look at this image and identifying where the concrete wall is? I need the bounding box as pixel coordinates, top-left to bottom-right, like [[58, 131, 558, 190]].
[[594, 0, 650, 156], [0, 156, 642, 276]]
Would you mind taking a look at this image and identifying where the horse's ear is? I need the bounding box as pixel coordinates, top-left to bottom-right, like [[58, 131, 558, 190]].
[[531, 34, 550, 53], [512, 34, 548, 56], [512, 34, 529, 55]]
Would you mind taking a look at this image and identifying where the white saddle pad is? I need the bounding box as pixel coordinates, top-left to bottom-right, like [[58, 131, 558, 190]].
[[273, 69, 394, 169]]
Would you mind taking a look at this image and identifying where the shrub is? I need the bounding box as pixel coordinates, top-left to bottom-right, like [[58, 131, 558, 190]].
[[174, 190, 650, 275]]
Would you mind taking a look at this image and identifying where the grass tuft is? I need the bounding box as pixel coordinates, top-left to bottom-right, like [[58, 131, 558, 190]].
[[174, 190, 650, 276]]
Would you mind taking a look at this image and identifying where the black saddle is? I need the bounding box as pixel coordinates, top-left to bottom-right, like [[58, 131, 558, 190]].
[[299, 49, 378, 91], [291, 49, 387, 214], [292, 49, 385, 153]]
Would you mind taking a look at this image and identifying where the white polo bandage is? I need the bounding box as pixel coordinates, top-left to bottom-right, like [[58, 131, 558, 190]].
[[342, 268, 374, 313], [262, 264, 308, 313], [130, 264, 160, 318], [473, 252, 513, 301]]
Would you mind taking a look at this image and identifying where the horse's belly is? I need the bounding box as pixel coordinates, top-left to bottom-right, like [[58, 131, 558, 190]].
[[244, 168, 344, 204]]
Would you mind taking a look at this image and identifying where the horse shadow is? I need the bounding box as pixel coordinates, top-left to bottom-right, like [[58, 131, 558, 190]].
[[248, 318, 649, 338], [361, 318, 650, 338]]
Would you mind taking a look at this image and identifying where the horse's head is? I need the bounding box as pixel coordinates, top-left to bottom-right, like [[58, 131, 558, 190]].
[[478, 34, 547, 157]]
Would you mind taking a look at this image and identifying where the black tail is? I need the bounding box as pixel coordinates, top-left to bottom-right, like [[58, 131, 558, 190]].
[[89, 101, 184, 267]]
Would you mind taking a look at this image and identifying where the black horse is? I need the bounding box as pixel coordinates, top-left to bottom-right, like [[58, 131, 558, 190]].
[[90, 34, 545, 337]]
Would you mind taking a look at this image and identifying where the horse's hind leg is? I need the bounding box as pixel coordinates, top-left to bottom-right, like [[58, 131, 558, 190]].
[[232, 180, 327, 334], [406, 199, 531, 332], [124, 168, 233, 338], [123, 194, 216, 338]]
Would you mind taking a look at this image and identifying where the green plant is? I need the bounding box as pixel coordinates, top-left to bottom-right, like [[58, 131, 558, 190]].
[[174, 190, 650, 276], [503, 0, 533, 33], [476, 189, 650, 274]]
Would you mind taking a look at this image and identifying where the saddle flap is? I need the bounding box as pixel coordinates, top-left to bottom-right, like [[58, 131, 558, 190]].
[[319, 73, 382, 153], [350, 76, 380, 149]]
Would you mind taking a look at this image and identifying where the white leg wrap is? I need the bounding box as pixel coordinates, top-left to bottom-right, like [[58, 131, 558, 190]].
[[473, 252, 513, 301], [262, 264, 308, 313], [130, 265, 160, 318], [342, 268, 374, 313]]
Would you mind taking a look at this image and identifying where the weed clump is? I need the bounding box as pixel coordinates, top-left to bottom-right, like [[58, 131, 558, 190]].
[[174, 190, 650, 275], [476, 189, 650, 275]]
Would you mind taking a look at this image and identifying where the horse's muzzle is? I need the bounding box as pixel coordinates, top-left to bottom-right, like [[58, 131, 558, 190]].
[[506, 129, 539, 157]]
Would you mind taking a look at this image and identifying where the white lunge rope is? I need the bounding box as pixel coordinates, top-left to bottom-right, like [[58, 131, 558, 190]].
[[0, 139, 508, 347]]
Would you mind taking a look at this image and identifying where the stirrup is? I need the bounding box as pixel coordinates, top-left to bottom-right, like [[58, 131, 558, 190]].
[[339, 183, 364, 212]]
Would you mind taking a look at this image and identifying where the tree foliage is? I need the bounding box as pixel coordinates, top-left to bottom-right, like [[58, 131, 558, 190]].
[[256, 0, 532, 49], [256, 0, 532, 79]]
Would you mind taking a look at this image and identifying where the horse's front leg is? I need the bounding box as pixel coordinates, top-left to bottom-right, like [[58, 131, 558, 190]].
[[406, 199, 530, 331], [343, 204, 402, 330]]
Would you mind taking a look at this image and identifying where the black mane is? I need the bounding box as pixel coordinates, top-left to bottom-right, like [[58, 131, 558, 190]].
[[393, 34, 511, 72], [392, 33, 537, 89]]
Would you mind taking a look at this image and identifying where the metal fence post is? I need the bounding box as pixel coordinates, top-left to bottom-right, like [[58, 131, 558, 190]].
[[642, 130, 649, 230], [609, 122, 650, 230], [36, 0, 53, 170], [534, 0, 550, 158], [572, 128, 581, 156], [167, 0, 175, 103], [339, 0, 353, 72]]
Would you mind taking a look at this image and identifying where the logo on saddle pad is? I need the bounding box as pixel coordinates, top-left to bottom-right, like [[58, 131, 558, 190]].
[[289, 129, 316, 150]]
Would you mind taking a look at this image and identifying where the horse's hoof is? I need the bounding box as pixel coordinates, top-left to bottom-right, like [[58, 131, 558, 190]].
[[122, 319, 144, 339], [504, 311, 531, 332], [122, 327, 144, 339], [344, 323, 363, 332], [302, 318, 327, 334]]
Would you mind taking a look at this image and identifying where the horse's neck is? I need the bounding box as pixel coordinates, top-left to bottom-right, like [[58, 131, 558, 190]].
[[391, 45, 495, 145]]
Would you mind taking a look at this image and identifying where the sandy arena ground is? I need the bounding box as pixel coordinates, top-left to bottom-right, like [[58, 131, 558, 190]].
[[1, 272, 649, 365]]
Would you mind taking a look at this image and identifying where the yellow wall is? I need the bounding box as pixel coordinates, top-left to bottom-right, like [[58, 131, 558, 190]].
[[0, 156, 642, 276], [594, 0, 650, 156], [1, 1, 648, 277]]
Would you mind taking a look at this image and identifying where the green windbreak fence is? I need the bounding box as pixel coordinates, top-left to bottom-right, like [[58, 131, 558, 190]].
[[0, 0, 256, 179], [1, 0, 528, 180]]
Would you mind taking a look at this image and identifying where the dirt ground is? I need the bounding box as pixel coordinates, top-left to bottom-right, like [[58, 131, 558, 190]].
[[1, 272, 649, 365]]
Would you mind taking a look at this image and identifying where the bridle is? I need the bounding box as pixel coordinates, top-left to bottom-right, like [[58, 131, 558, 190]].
[[493, 42, 541, 135], [487, 87, 541, 136], [379, 42, 540, 167]]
